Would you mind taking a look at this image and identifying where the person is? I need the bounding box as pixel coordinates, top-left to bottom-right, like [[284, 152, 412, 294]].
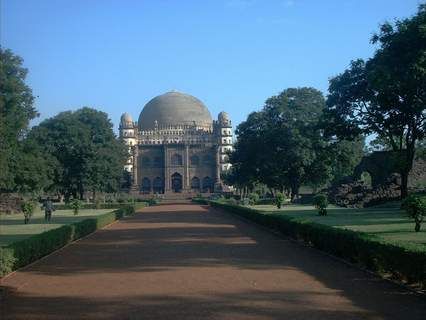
[[42, 197, 55, 222]]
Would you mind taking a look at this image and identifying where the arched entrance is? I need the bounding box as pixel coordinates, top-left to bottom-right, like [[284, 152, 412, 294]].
[[171, 172, 183, 193], [202, 176, 213, 193], [153, 177, 164, 194]]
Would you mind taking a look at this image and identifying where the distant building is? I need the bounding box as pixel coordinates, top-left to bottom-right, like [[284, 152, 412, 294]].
[[119, 91, 233, 196]]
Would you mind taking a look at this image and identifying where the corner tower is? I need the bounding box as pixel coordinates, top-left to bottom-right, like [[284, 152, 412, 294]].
[[119, 113, 137, 172], [216, 111, 233, 173]]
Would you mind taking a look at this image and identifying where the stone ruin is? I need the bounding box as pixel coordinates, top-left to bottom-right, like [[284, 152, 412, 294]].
[[328, 174, 401, 208], [328, 150, 426, 208], [0, 193, 24, 214]]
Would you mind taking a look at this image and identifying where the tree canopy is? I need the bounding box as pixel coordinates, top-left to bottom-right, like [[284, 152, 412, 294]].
[[28, 107, 128, 200], [0, 47, 49, 193], [225, 87, 364, 200], [324, 4, 426, 197]]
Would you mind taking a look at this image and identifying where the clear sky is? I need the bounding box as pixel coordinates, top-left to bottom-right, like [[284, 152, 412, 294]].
[[1, 0, 422, 132]]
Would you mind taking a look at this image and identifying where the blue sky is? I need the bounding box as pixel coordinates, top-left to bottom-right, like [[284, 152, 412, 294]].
[[1, 0, 422, 132]]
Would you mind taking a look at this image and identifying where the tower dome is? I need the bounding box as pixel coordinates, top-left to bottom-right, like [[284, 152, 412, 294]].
[[120, 113, 134, 129], [121, 112, 133, 123], [138, 91, 212, 131]]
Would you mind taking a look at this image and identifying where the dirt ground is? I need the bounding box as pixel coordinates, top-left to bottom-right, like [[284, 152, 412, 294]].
[[1, 203, 425, 319]]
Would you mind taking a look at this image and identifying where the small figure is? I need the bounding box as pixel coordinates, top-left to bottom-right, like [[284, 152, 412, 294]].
[[42, 197, 55, 222]]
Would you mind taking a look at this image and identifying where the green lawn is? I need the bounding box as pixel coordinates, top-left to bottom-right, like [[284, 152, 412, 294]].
[[250, 202, 426, 250], [0, 208, 114, 246]]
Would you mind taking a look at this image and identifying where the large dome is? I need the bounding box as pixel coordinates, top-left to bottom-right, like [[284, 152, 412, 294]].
[[138, 91, 213, 130]]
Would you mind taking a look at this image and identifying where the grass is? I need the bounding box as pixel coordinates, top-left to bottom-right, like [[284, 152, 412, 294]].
[[0, 208, 114, 247], [249, 202, 426, 250]]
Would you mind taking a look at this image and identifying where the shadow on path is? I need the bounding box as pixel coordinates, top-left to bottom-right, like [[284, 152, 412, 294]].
[[1, 204, 425, 320]]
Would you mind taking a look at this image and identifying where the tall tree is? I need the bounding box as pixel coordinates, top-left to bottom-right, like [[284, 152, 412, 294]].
[[325, 5, 426, 198], [263, 87, 331, 198], [228, 87, 335, 200], [0, 48, 38, 191], [29, 107, 127, 200]]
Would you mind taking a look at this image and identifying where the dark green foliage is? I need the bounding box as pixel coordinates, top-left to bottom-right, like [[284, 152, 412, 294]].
[[21, 201, 36, 224], [148, 198, 158, 206], [402, 195, 426, 232], [313, 194, 328, 216], [0, 248, 15, 275], [191, 198, 209, 205], [28, 107, 128, 199], [52, 202, 146, 210], [70, 199, 83, 215], [275, 192, 285, 209], [0, 204, 138, 276], [210, 201, 426, 287], [324, 5, 426, 198], [248, 193, 260, 205], [0, 48, 53, 193], [227, 87, 348, 200]]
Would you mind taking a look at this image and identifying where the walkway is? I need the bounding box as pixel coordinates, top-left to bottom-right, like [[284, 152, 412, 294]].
[[1, 204, 425, 319]]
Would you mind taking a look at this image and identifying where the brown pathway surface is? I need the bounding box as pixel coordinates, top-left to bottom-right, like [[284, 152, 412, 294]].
[[1, 204, 425, 319]]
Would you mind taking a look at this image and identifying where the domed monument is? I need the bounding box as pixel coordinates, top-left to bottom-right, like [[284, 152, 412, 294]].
[[119, 91, 233, 197]]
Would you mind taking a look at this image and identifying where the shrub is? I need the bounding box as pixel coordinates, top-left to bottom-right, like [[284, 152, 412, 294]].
[[275, 193, 285, 209], [241, 198, 250, 206], [21, 201, 36, 224], [248, 193, 260, 205], [228, 198, 238, 205], [402, 195, 426, 232], [70, 199, 83, 215], [313, 193, 328, 216], [148, 198, 158, 206], [0, 248, 16, 276], [94, 198, 102, 209]]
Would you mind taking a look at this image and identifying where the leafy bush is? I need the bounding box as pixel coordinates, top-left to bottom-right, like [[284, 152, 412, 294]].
[[148, 198, 158, 206], [227, 198, 238, 205], [210, 201, 426, 287], [275, 193, 285, 209], [192, 197, 209, 205], [21, 201, 36, 224], [0, 204, 139, 277], [248, 193, 260, 205], [313, 193, 328, 216], [94, 198, 102, 209], [0, 248, 15, 276], [241, 198, 250, 206], [402, 195, 426, 232], [70, 199, 83, 215]]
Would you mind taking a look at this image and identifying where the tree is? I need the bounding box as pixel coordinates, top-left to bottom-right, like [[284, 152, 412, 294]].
[[313, 193, 328, 216], [0, 48, 39, 192], [328, 137, 365, 184], [262, 87, 332, 199], [325, 5, 426, 198], [401, 194, 425, 232], [29, 108, 127, 200], [228, 87, 334, 200]]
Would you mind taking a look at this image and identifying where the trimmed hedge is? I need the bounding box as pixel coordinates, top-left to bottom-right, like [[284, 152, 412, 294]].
[[210, 201, 426, 287], [191, 198, 210, 205], [53, 202, 148, 210], [0, 204, 139, 277]]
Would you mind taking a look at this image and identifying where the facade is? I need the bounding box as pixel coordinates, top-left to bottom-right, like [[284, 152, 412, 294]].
[[119, 91, 233, 196]]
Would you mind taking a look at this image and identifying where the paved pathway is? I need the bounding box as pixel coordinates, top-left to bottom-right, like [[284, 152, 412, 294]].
[[1, 204, 425, 319]]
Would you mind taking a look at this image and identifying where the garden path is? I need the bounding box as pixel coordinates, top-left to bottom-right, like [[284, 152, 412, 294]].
[[1, 204, 425, 319]]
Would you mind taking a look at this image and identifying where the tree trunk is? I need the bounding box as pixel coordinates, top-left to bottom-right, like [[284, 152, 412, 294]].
[[290, 185, 299, 202], [400, 145, 416, 199], [400, 171, 409, 199]]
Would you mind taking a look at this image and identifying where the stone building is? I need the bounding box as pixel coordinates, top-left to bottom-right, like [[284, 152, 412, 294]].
[[119, 91, 233, 197]]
